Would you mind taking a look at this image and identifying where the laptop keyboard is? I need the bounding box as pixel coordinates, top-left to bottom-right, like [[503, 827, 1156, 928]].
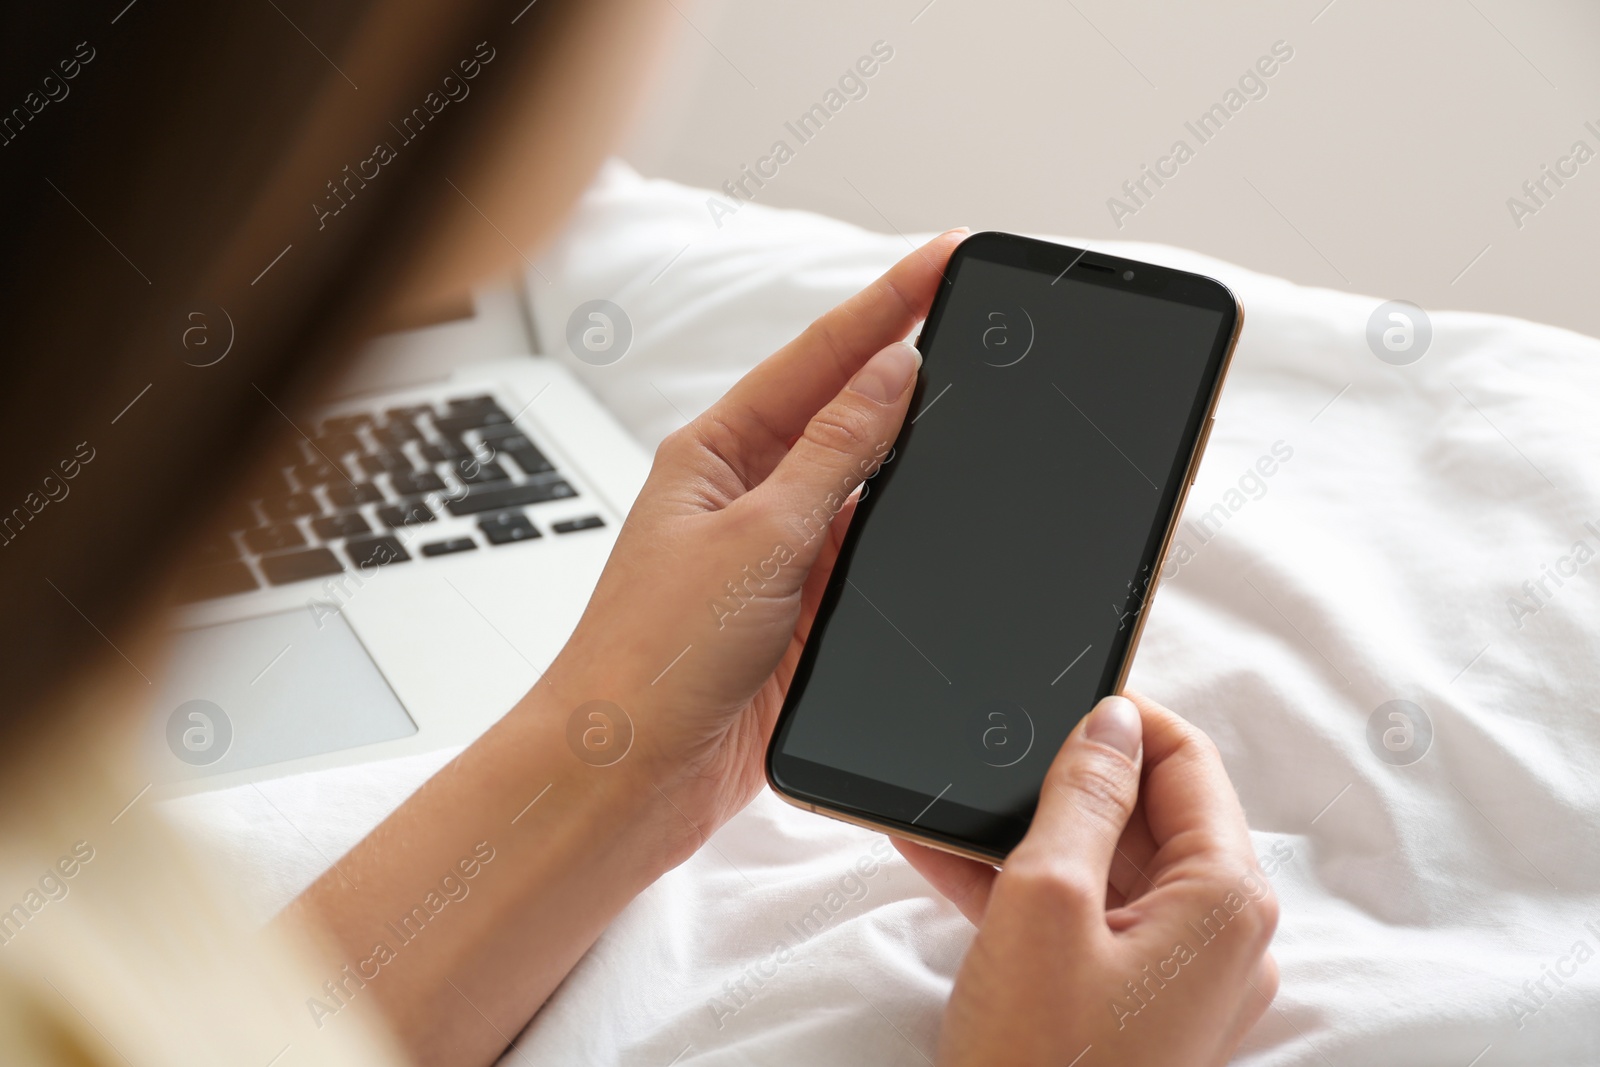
[[175, 394, 606, 602]]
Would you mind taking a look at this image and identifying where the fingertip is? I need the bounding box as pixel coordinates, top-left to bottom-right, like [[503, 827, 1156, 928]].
[[929, 228, 970, 258], [847, 340, 921, 405], [1082, 695, 1142, 762]]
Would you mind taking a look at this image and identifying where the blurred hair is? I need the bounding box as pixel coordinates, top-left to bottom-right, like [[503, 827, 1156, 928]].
[[0, 1, 580, 743]]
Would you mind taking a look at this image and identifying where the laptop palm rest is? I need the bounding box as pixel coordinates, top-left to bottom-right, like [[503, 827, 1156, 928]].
[[150, 608, 417, 781]]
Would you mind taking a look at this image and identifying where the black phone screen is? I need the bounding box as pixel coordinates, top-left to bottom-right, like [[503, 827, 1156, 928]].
[[767, 232, 1238, 858]]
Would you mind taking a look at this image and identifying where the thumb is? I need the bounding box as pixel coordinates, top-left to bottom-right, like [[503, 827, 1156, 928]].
[[1008, 696, 1144, 900], [747, 339, 920, 587]]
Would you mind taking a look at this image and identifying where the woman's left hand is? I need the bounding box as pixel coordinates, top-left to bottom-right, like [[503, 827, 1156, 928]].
[[288, 230, 964, 1064], [546, 229, 965, 848]]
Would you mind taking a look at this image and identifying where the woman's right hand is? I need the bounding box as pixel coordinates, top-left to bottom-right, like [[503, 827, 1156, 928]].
[[897, 692, 1279, 1067]]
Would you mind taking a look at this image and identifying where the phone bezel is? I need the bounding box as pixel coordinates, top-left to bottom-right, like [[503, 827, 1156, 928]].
[[765, 231, 1245, 864]]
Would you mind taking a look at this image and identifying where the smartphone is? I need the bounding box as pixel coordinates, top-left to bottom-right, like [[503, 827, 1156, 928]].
[[765, 231, 1243, 862]]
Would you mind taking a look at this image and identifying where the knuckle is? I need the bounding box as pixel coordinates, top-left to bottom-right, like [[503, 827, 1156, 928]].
[[801, 312, 857, 378], [692, 411, 755, 489], [653, 425, 695, 466], [1047, 752, 1137, 833], [801, 401, 876, 463], [653, 420, 752, 499], [878, 274, 918, 319], [712, 487, 761, 528], [1179, 721, 1225, 765], [999, 855, 1103, 916], [1190, 867, 1244, 904], [1242, 882, 1281, 947]]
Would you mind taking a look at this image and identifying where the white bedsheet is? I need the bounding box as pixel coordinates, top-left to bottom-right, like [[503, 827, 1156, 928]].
[[163, 161, 1600, 1065]]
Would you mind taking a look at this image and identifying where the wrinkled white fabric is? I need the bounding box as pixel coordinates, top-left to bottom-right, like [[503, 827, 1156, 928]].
[[166, 160, 1600, 1065]]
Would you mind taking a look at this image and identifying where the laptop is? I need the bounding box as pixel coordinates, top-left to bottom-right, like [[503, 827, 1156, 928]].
[[147, 278, 650, 791]]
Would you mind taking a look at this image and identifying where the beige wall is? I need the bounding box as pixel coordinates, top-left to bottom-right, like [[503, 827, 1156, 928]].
[[623, 0, 1600, 339]]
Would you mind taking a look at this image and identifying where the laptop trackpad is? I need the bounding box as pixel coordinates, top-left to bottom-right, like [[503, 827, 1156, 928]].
[[150, 608, 417, 781]]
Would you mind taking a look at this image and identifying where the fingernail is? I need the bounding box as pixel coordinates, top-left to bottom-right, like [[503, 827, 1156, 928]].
[[1084, 696, 1142, 760], [850, 341, 922, 404]]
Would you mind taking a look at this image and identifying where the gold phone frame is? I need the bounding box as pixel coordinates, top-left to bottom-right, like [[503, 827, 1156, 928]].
[[767, 261, 1247, 868]]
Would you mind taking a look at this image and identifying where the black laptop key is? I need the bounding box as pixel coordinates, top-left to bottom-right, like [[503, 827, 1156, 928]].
[[386, 404, 435, 422], [244, 523, 306, 554], [481, 429, 536, 455], [476, 424, 526, 442], [260, 547, 344, 585], [480, 510, 541, 545], [419, 439, 467, 464], [421, 537, 478, 557], [314, 432, 363, 459], [446, 479, 577, 516], [552, 515, 605, 534], [377, 500, 435, 528], [312, 513, 371, 540], [174, 561, 259, 602], [506, 448, 554, 476], [389, 470, 446, 496], [433, 412, 511, 438], [455, 459, 508, 485], [361, 451, 413, 476], [346, 535, 410, 569], [261, 492, 321, 521], [372, 420, 423, 448], [448, 394, 502, 413], [326, 481, 383, 508]]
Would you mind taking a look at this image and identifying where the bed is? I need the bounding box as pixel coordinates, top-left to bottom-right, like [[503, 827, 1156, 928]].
[[163, 160, 1600, 1065]]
